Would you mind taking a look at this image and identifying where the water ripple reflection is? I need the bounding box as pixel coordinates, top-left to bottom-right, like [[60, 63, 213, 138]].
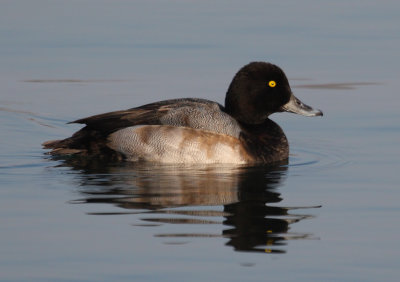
[[59, 159, 320, 254]]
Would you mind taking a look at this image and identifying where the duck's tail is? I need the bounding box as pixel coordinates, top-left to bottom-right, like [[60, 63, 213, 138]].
[[42, 138, 85, 155], [42, 127, 119, 158]]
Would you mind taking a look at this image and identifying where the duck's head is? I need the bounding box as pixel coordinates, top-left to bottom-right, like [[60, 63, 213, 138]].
[[225, 62, 322, 124]]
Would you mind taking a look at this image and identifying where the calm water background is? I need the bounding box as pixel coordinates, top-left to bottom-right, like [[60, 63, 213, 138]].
[[1, 1, 400, 281]]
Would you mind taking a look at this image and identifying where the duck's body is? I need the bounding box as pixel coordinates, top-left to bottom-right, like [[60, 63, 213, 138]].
[[43, 62, 322, 164]]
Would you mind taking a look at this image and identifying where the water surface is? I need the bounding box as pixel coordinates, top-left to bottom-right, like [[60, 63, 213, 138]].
[[1, 1, 400, 281]]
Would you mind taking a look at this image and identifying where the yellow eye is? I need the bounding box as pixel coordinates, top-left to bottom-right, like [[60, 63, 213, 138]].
[[268, 80, 276, 87]]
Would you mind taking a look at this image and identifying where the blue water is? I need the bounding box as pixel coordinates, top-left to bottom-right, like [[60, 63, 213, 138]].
[[1, 1, 400, 281]]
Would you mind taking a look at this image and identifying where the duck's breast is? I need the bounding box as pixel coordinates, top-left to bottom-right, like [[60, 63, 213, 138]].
[[107, 125, 251, 164]]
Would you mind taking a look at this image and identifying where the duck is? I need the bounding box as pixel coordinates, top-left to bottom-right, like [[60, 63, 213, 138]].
[[43, 62, 322, 164]]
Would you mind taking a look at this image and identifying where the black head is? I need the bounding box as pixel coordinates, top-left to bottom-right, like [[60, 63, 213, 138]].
[[225, 62, 292, 124], [225, 62, 322, 125]]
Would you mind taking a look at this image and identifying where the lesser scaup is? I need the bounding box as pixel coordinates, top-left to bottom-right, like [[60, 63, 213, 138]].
[[43, 62, 322, 164]]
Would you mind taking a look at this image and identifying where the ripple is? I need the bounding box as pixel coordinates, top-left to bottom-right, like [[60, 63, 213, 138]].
[[294, 81, 381, 90], [288, 139, 352, 172]]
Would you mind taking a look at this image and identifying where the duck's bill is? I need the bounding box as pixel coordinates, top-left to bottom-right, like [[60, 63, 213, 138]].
[[281, 94, 323, 117]]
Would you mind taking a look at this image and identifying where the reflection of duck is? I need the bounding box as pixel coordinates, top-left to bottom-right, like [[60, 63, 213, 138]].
[[222, 165, 315, 253], [44, 62, 322, 164], [74, 163, 243, 209], [65, 160, 318, 254]]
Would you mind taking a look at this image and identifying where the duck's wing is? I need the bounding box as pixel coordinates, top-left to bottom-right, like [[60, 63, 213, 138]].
[[71, 98, 193, 131], [71, 98, 241, 137]]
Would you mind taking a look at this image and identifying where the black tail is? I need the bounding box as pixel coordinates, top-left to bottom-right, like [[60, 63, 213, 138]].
[[42, 127, 122, 160]]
